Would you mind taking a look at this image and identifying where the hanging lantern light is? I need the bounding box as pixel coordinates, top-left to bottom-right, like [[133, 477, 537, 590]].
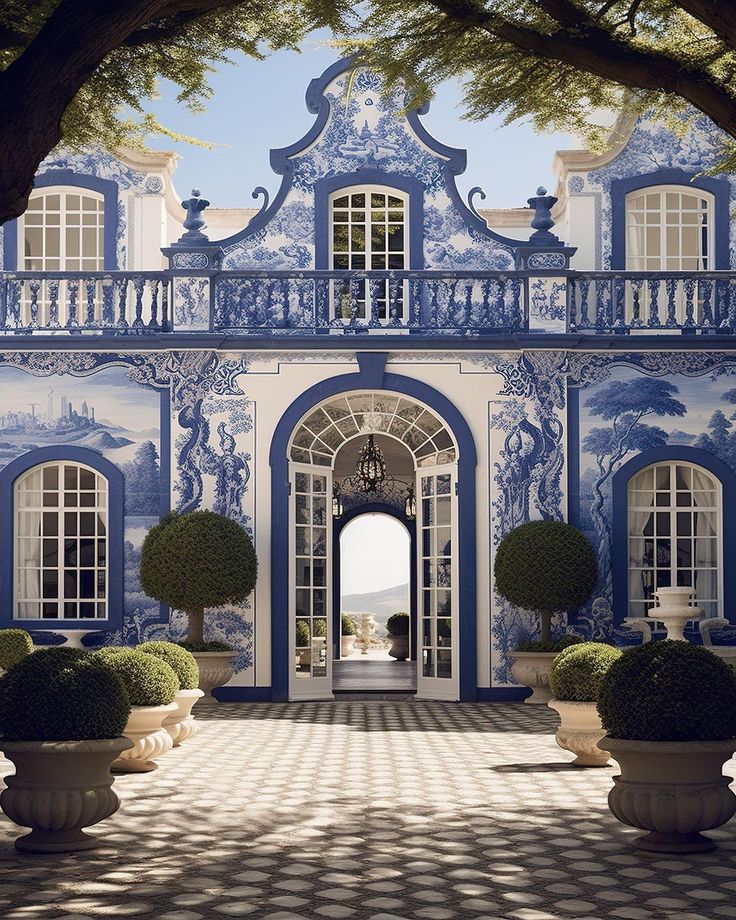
[[355, 434, 386, 493], [332, 483, 344, 519], [404, 484, 416, 520]]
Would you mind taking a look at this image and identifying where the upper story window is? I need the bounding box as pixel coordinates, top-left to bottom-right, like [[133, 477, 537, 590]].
[[330, 186, 407, 321], [21, 188, 105, 272], [15, 461, 108, 621], [627, 461, 720, 619], [625, 186, 713, 272]]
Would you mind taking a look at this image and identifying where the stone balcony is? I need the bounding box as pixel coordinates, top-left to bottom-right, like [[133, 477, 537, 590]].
[[1, 268, 734, 338]]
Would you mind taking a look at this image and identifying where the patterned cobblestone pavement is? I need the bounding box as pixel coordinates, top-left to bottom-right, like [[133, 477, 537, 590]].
[[1, 701, 735, 920]]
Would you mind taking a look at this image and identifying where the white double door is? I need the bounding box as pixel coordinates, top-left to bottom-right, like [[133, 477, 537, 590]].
[[288, 463, 459, 701]]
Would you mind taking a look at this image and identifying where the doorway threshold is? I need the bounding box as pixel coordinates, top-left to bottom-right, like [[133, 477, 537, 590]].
[[332, 690, 417, 701], [333, 659, 417, 693]]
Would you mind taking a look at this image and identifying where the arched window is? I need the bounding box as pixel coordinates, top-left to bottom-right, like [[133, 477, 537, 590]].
[[627, 460, 720, 618], [20, 187, 105, 272], [330, 186, 407, 321], [625, 186, 713, 273], [15, 461, 109, 621]]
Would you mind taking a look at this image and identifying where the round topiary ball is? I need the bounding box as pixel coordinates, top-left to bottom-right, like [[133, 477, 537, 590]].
[[0, 648, 130, 742], [598, 641, 736, 742], [387, 613, 409, 636], [550, 642, 622, 702], [94, 649, 178, 707], [0, 628, 34, 671], [138, 641, 199, 690]]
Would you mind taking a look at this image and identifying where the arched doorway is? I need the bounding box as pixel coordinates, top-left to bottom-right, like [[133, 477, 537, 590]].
[[281, 389, 461, 701]]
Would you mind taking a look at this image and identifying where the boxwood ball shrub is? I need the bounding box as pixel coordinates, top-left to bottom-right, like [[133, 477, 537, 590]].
[[387, 613, 409, 636], [177, 640, 233, 653], [140, 510, 258, 644], [550, 642, 623, 702], [94, 649, 178, 707], [138, 641, 199, 691], [494, 521, 598, 643], [0, 628, 34, 671], [598, 641, 736, 742], [341, 614, 356, 636], [0, 648, 130, 742]]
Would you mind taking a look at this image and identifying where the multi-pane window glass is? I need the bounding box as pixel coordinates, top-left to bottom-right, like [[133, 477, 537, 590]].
[[294, 471, 328, 678], [625, 188, 712, 273], [15, 462, 108, 620], [22, 190, 105, 272], [289, 393, 456, 468], [420, 473, 452, 679], [628, 462, 719, 619], [331, 188, 406, 320]]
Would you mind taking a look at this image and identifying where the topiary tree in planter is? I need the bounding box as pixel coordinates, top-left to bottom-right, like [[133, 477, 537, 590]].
[[494, 520, 598, 645], [138, 641, 203, 747], [0, 628, 34, 672], [140, 510, 258, 644], [341, 614, 356, 636], [597, 641, 736, 852]]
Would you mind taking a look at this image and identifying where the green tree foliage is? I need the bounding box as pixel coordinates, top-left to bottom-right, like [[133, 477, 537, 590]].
[[93, 648, 178, 706], [0, 628, 34, 671], [494, 520, 598, 643], [345, 2, 736, 164], [138, 640, 200, 690], [549, 640, 622, 702], [139, 510, 258, 643], [0, 0, 346, 222]]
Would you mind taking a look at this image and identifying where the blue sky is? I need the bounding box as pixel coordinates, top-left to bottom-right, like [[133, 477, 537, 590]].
[[146, 38, 571, 211]]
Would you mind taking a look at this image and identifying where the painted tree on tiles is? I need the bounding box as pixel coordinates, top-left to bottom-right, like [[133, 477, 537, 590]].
[[581, 378, 686, 561], [695, 389, 736, 471]]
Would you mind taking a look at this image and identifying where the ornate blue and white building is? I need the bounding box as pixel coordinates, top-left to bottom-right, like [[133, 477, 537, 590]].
[[2, 58, 735, 701]]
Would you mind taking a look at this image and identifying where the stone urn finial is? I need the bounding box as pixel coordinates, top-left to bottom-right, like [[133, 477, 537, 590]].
[[527, 185, 560, 246], [179, 188, 210, 243]]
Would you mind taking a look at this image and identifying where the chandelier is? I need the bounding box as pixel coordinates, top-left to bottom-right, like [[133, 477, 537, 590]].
[[331, 435, 415, 519], [355, 435, 386, 492]]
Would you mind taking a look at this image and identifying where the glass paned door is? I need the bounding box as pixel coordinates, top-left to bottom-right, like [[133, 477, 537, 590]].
[[416, 467, 459, 700], [290, 465, 332, 700]]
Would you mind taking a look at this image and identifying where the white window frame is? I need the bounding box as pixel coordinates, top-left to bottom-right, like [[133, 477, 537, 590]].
[[329, 185, 409, 324], [14, 461, 110, 622], [19, 186, 105, 273], [627, 460, 722, 619]]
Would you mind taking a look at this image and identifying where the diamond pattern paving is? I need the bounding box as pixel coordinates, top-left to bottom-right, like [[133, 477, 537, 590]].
[[0, 701, 735, 919]]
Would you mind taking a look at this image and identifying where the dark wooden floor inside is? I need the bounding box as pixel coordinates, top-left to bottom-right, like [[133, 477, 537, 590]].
[[332, 659, 416, 693]]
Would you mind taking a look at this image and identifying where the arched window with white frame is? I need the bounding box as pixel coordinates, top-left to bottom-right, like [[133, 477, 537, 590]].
[[15, 460, 109, 621], [627, 460, 721, 619], [20, 187, 105, 273], [330, 186, 408, 322]]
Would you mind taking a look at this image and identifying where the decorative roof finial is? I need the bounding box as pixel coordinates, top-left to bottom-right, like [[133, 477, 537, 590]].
[[527, 185, 561, 246], [179, 188, 210, 243]]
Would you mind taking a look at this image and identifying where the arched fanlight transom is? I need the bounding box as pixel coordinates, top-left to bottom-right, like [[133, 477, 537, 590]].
[[289, 392, 456, 468]]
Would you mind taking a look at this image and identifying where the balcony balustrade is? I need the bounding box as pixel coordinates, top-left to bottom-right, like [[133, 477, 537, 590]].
[[2, 268, 736, 337]]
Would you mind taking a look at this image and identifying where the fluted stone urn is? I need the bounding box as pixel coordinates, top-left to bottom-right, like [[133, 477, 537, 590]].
[[164, 688, 205, 746], [548, 699, 612, 766], [0, 737, 133, 852], [508, 651, 558, 704], [191, 651, 238, 696], [602, 737, 736, 852], [113, 703, 177, 773]]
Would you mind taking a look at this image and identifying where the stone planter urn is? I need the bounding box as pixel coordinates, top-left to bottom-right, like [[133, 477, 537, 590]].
[[0, 737, 133, 852], [649, 587, 703, 640], [602, 737, 736, 853], [547, 699, 612, 766], [388, 635, 410, 661], [113, 703, 177, 773], [191, 651, 238, 697], [164, 688, 205, 746], [340, 635, 356, 658], [508, 650, 558, 704]]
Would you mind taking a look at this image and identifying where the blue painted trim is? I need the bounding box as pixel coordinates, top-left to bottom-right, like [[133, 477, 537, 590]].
[[0, 446, 124, 631], [269, 360, 478, 702], [3, 171, 120, 271], [314, 171, 425, 270], [567, 384, 580, 529], [611, 446, 736, 625], [610, 170, 730, 271], [333, 504, 417, 662], [213, 686, 273, 702], [476, 687, 532, 702]]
